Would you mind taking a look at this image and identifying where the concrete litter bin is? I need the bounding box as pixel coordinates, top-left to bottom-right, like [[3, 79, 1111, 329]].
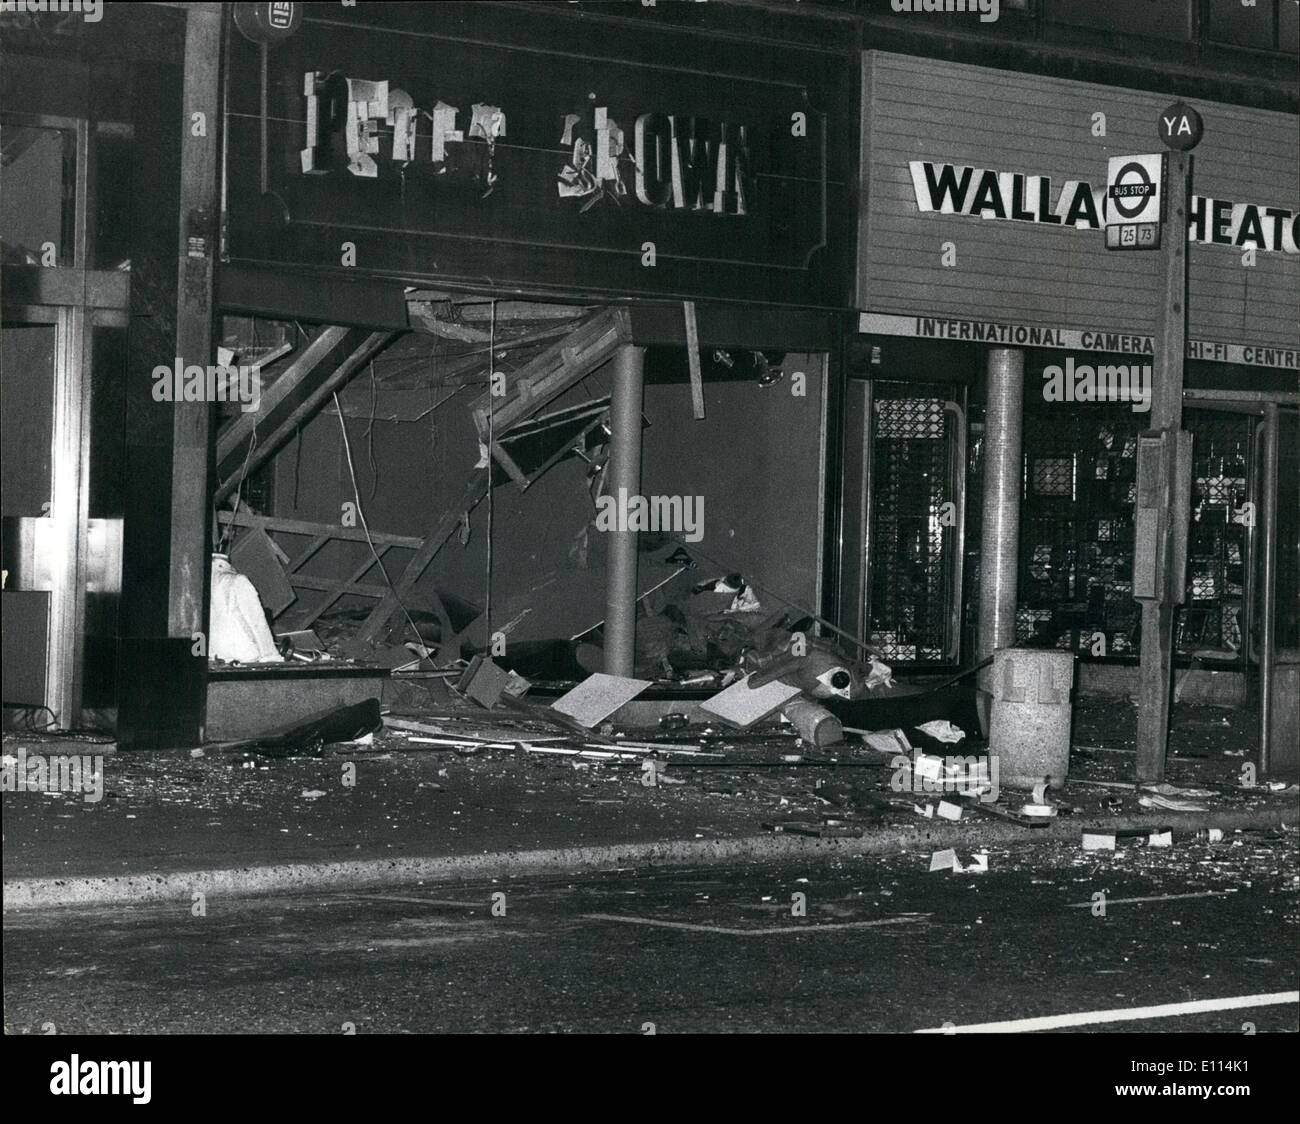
[[1269, 650, 1299, 781], [984, 648, 1076, 790]]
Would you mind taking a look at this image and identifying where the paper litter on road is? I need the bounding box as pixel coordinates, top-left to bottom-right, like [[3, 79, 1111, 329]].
[[1139, 793, 1208, 812], [916, 720, 965, 744], [929, 848, 958, 872], [858, 728, 913, 754]]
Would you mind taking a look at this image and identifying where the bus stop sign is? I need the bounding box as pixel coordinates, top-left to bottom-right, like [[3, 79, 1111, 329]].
[[1105, 154, 1163, 250]]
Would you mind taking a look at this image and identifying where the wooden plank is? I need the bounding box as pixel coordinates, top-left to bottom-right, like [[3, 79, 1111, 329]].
[[285, 535, 330, 574], [214, 329, 395, 502], [355, 471, 490, 644], [456, 301, 592, 322], [297, 545, 389, 629], [216, 326, 349, 464], [489, 440, 529, 488], [520, 413, 607, 492], [287, 574, 389, 598], [683, 300, 705, 419], [215, 510, 424, 549], [470, 307, 632, 441]]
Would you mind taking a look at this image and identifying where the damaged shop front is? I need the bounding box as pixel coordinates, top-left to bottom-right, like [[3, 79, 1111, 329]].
[[6, 4, 1293, 889], [122, 0, 878, 758], [846, 52, 1299, 778]]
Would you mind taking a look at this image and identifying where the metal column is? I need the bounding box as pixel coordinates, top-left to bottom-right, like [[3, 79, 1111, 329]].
[[978, 349, 1024, 659], [977, 348, 1023, 733], [1259, 402, 1279, 776], [1136, 147, 1193, 783], [603, 345, 645, 677]]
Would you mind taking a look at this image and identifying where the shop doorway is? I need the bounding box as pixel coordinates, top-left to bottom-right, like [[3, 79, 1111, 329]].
[[857, 380, 967, 669]]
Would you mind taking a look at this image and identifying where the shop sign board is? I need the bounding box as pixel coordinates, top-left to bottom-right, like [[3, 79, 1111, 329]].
[[859, 54, 1298, 361], [857, 312, 1299, 371], [222, 2, 854, 308]]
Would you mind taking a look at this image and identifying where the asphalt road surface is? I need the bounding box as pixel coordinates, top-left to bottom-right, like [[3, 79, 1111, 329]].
[[4, 836, 1297, 1034]]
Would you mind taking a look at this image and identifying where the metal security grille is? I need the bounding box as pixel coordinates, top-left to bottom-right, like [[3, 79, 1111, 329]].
[[1018, 406, 1147, 657], [1013, 402, 1255, 661], [866, 388, 963, 665], [1180, 410, 1252, 654]]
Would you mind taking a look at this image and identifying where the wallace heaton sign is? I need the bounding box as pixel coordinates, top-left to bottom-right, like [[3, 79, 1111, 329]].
[[222, 2, 854, 308]]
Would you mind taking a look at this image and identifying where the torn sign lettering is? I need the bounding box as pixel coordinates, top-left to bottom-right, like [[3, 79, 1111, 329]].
[[300, 71, 505, 188], [558, 107, 750, 215]]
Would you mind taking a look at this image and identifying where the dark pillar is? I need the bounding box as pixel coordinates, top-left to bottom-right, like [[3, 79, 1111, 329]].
[[604, 345, 645, 677], [117, 5, 220, 747]]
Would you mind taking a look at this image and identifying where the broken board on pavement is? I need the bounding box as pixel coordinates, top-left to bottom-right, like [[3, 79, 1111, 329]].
[[700, 673, 803, 729], [551, 673, 651, 728]]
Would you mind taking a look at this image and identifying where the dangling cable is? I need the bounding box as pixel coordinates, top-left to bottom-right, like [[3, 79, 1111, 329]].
[[485, 299, 496, 643], [333, 391, 423, 647]]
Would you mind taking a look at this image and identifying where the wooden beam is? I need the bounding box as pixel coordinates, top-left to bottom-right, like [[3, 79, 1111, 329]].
[[408, 303, 493, 343], [287, 574, 390, 598], [215, 510, 424, 549], [489, 441, 530, 488], [355, 472, 490, 645], [297, 545, 390, 629], [520, 413, 608, 492], [285, 535, 330, 574], [470, 307, 632, 442], [403, 296, 591, 322], [214, 328, 395, 502], [683, 300, 705, 419], [216, 326, 350, 464]]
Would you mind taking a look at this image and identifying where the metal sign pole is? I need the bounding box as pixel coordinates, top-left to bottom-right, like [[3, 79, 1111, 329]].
[[1135, 134, 1195, 782]]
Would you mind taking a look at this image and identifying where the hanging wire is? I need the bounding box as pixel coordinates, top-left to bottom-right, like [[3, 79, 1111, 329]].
[[365, 358, 378, 500], [485, 299, 496, 642], [333, 391, 425, 648], [220, 426, 258, 554]]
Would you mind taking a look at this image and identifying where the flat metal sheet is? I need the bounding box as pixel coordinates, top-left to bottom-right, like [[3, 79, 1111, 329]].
[[699, 674, 802, 729], [551, 673, 651, 728]]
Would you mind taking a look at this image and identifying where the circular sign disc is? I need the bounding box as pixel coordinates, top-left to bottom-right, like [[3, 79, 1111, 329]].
[[1158, 101, 1204, 151], [233, 3, 304, 45]]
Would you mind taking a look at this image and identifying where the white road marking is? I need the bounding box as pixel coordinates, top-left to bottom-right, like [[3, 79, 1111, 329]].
[[915, 991, 1300, 1034], [1067, 890, 1236, 907], [582, 912, 928, 936]]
